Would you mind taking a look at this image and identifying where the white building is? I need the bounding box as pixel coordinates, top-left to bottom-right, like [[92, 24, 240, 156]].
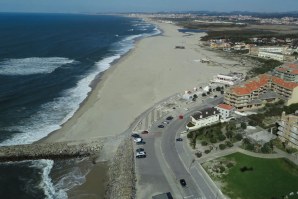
[[211, 72, 244, 86], [258, 51, 284, 61], [186, 107, 220, 131], [215, 104, 234, 120], [259, 47, 284, 53]]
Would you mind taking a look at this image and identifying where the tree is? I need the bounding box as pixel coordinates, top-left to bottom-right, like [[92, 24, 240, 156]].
[[242, 138, 251, 145], [219, 144, 226, 150], [225, 141, 233, 147], [216, 86, 221, 91], [202, 93, 207, 97], [193, 94, 198, 99], [240, 122, 247, 129], [261, 142, 273, 153], [235, 133, 243, 141], [218, 134, 226, 141], [226, 131, 234, 139], [210, 137, 217, 143], [201, 141, 208, 146], [220, 90, 224, 94]]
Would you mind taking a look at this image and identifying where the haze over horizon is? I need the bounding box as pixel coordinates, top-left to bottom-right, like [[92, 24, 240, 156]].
[[0, 0, 297, 14]]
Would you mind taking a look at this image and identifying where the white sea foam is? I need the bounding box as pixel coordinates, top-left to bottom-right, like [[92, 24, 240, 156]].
[[0, 21, 161, 197], [30, 159, 68, 199], [0, 57, 74, 75]]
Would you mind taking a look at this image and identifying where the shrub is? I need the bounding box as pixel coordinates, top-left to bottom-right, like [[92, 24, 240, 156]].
[[235, 133, 243, 141], [241, 122, 247, 129], [201, 141, 208, 146], [225, 141, 233, 147], [219, 166, 225, 173], [218, 134, 226, 141], [227, 162, 234, 168], [205, 150, 210, 154], [226, 131, 234, 139], [195, 152, 202, 158], [210, 137, 217, 143], [219, 144, 226, 150]]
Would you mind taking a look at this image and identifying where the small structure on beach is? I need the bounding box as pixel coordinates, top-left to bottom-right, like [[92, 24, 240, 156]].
[[175, 45, 185, 49]]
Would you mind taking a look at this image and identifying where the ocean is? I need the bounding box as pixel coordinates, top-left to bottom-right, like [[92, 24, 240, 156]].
[[0, 13, 159, 198]]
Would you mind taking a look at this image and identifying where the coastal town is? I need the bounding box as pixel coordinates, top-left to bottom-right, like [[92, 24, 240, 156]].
[[1, 10, 298, 199], [127, 13, 298, 199]]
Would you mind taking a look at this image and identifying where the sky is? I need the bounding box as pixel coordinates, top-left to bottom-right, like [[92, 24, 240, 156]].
[[0, 0, 297, 13]]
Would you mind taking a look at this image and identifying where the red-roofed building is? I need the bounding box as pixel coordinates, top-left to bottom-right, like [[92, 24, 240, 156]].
[[224, 72, 298, 111], [273, 62, 298, 82], [216, 104, 234, 120]]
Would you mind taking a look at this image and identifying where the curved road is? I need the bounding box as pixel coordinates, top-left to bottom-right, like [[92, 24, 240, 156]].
[[135, 95, 225, 199]]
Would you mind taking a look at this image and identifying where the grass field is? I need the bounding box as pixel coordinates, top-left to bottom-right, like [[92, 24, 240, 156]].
[[220, 153, 298, 199]]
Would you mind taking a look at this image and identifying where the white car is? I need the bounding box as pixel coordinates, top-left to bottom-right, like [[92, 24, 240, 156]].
[[133, 138, 142, 142], [136, 151, 146, 156]]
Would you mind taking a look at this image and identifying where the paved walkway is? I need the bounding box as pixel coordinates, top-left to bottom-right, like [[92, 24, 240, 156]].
[[198, 145, 298, 165]]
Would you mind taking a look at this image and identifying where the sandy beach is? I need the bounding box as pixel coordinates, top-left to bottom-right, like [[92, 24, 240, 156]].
[[44, 18, 244, 143]]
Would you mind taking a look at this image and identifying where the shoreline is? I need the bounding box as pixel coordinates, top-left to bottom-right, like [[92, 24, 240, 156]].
[[43, 20, 245, 143], [39, 18, 249, 198]]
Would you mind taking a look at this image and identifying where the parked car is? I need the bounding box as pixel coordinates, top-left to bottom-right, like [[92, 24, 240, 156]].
[[136, 154, 146, 158], [136, 141, 146, 145], [214, 95, 217, 98], [162, 121, 169, 124], [166, 116, 173, 120], [141, 130, 149, 134], [133, 138, 142, 142], [131, 133, 140, 138], [158, 125, 164, 128], [179, 179, 187, 187], [176, 138, 183, 141], [136, 148, 144, 152], [136, 151, 146, 156]]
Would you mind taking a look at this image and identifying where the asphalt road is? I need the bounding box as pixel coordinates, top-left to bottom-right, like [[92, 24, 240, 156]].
[[134, 96, 225, 199]]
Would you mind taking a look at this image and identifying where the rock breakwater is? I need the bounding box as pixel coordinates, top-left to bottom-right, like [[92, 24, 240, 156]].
[[105, 137, 136, 199], [0, 140, 104, 162]]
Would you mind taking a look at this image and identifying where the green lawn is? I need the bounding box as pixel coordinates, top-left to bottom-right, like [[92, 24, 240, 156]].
[[221, 153, 298, 199]]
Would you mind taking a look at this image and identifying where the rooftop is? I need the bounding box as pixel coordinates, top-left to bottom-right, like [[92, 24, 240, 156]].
[[192, 107, 219, 120], [231, 74, 270, 95], [217, 103, 234, 110], [271, 76, 298, 90]]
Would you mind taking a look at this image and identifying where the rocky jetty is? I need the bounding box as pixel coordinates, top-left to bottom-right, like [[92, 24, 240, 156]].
[[0, 140, 104, 162], [105, 137, 136, 199]]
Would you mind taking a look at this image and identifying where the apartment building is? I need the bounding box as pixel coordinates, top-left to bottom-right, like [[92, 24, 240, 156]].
[[224, 74, 298, 111], [258, 51, 284, 61], [277, 111, 298, 149], [272, 63, 298, 82]]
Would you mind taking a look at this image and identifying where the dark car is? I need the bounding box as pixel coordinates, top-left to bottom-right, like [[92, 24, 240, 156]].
[[136, 154, 146, 158], [158, 125, 164, 128], [131, 133, 140, 138], [136, 141, 146, 145], [176, 138, 183, 141], [214, 95, 217, 98], [179, 179, 187, 187], [166, 116, 173, 120], [136, 148, 144, 152], [141, 130, 149, 134]]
